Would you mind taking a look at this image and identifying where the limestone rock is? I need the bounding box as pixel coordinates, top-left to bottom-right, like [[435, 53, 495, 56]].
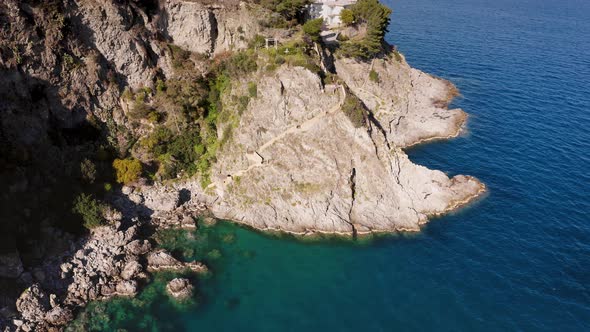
[[147, 250, 207, 273], [43, 306, 72, 326], [141, 186, 180, 213], [194, 65, 485, 235], [15, 284, 49, 323], [125, 240, 152, 256], [165, 278, 194, 301], [120, 261, 142, 280], [335, 57, 467, 148], [115, 280, 137, 297], [158, 0, 262, 55]]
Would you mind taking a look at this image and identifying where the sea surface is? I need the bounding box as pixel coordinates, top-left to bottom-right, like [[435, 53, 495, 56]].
[[71, 0, 590, 330]]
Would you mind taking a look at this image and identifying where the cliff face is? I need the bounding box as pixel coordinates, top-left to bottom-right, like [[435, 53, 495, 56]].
[[335, 56, 467, 148], [159, 0, 262, 56], [192, 60, 484, 235]]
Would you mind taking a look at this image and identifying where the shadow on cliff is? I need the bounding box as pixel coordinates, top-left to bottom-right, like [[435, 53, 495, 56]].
[[0, 68, 153, 317]]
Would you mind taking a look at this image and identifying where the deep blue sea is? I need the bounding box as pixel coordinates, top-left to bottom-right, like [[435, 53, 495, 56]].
[[71, 0, 590, 330]]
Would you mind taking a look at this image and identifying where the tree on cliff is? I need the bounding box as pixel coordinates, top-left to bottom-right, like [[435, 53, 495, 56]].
[[258, 0, 312, 21], [303, 18, 324, 42], [338, 0, 393, 59]]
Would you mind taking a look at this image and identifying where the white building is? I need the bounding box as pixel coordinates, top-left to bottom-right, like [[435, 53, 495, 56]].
[[307, 0, 357, 28]]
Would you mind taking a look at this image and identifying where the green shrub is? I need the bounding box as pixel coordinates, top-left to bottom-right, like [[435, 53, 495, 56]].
[[342, 93, 366, 128], [393, 50, 403, 62], [238, 95, 250, 114], [113, 158, 142, 184], [169, 44, 192, 69], [249, 35, 266, 49], [226, 52, 258, 76], [340, 9, 355, 25], [247, 82, 258, 98], [275, 56, 286, 65], [121, 88, 133, 101], [369, 69, 379, 83], [261, 0, 311, 20], [147, 111, 162, 123], [72, 193, 106, 229], [80, 158, 96, 183], [303, 18, 323, 42], [156, 79, 166, 94]]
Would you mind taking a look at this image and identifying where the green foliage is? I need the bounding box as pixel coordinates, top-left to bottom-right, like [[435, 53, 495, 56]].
[[169, 44, 192, 70], [147, 111, 162, 124], [369, 69, 379, 83], [262, 39, 321, 73], [122, 88, 133, 101], [340, 9, 355, 26], [62, 53, 77, 70], [238, 95, 250, 114], [142, 126, 212, 180], [341, 93, 367, 128], [260, 0, 311, 20], [156, 79, 167, 94], [112, 158, 142, 184], [303, 18, 323, 42], [80, 158, 96, 183], [249, 34, 266, 49], [338, 0, 392, 60], [224, 52, 258, 77], [72, 193, 106, 229], [247, 82, 258, 98], [12, 45, 22, 65]]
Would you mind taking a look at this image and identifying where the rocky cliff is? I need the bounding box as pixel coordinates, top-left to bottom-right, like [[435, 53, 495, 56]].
[[0, 0, 484, 329], [180, 57, 484, 235]]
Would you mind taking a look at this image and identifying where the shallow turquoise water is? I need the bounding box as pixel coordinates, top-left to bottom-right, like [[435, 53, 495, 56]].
[[74, 0, 590, 330]]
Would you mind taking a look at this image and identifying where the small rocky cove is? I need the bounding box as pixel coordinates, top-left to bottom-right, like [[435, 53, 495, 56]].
[[0, 0, 485, 330], [7, 187, 213, 331]]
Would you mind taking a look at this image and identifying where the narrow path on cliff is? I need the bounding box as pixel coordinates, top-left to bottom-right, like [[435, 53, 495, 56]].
[[209, 85, 346, 189]]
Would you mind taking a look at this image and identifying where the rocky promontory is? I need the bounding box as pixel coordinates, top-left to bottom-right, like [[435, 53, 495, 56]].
[[1, 0, 485, 329]]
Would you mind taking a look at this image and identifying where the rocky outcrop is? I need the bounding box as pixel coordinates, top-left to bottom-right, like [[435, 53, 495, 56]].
[[335, 56, 467, 148], [180, 63, 484, 235], [165, 278, 194, 301], [60, 224, 146, 306], [4, 218, 208, 330], [13, 284, 72, 330], [158, 0, 263, 55], [147, 249, 208, 273], [15, 285, 49, 324]]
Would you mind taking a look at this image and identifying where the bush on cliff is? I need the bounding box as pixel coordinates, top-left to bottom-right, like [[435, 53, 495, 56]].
[[342, 93, 367, 128], [113, 158, 143, 184], [303, 18, 323, 42], [72, 193, 106, 229], [259, 0, 311, 21], [340, 9, 355, 26]]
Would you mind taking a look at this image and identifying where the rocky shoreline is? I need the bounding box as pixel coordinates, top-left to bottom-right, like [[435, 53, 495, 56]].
[[2, 188, 210, 332]]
